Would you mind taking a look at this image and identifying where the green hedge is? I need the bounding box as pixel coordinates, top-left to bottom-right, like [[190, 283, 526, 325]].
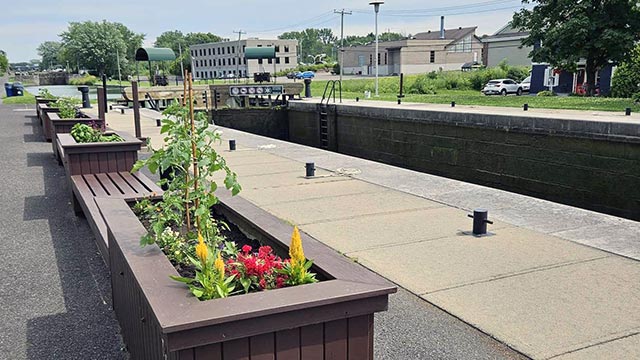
[[69, 74, 98, 86]]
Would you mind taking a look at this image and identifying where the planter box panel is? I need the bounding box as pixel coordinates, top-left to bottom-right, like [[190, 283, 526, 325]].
[[97, 194, 395, 360], [40, 104, 61, 141], [58, 132, 141, 177]]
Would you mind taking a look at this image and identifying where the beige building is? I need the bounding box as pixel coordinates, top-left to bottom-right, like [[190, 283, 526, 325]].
[[190, 38, 298, 79], [481, 23, 532, 67], [341, 27, 483, 76]]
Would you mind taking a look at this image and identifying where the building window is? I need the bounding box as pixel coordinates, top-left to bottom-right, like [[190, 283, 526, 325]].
[[276, 57, 280, 64], [258, 59, 263, 64], [377, 53, 380, 65], [196, 71, 200, 78], [257, 44, 262, 47], [242, 45, 246, 52], [448, 35, 473, 53], [232, 58, 236, 65], [191, 50, 194, 57], [223, 58, 226, 66], [384, 53, 388, 65], [232, 47, 235, 54], [243, 58, 246, 65], [208, 48, 211, 56], [430, 51, 435, 63], [209, 71, 213, 78], [284, 45, 289, 53], [227, 46, 231, 53], [369, 54, 373, 64], [275, 45, 280, 52], [209, 59, 212, 66], [214, 71, 217, 78], [285, 57, 290, 64], [217, 48, 220, 55], [268, 58, 272, 64]]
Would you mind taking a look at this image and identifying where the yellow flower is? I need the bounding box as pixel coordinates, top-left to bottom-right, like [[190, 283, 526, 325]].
[[289, 226, 305, 266], [195, 233, 207, 264], [214, 251, 225, 280]]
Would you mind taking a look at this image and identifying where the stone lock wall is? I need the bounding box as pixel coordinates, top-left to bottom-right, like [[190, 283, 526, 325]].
[[288, 103, 640, 220]]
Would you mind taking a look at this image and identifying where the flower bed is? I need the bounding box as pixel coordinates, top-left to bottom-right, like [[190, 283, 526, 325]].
[[96, 192, 395, 359], [57, 130, 141, 178], [49, 113, 105, 163]]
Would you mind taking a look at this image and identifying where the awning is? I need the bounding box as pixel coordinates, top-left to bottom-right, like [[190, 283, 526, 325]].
[[135, 48, 176, 62]]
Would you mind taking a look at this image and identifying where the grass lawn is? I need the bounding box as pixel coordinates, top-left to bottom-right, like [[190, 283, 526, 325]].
[[311, 81, 639, 113], [1, 90, 36, 105]]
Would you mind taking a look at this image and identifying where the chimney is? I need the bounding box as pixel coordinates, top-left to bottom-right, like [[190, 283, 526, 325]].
[[440, 16, 445, 39]]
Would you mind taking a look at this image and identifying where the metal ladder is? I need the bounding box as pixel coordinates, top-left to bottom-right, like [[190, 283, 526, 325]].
[[318, 80, 341, 149]]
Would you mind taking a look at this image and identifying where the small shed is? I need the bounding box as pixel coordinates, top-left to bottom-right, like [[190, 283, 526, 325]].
[[134, 47, 176, 86]]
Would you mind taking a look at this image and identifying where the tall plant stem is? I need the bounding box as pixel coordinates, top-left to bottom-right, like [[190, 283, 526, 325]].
[[184, 69, 191, 232], [188, 72, 201, 231]]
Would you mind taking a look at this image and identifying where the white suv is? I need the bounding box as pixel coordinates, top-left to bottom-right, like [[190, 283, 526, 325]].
[[482, 79, 523, 96]]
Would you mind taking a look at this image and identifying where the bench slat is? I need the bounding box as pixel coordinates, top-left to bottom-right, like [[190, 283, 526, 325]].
[[118, 171, 149, 194], [131, 171, 161, 193], [107, 172, 138, 197], [96, 173, 122, 196], [82, 174, 109, 197]]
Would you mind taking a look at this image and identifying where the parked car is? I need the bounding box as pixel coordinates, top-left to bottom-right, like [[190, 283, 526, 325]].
[[286, 72, 299, 79], [481, 78, 523, 96], [520, 76, 531, 92], [296, 71, 315, 79]]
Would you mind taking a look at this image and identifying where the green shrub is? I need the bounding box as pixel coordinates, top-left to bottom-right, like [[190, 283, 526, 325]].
[[53, 97, 81, 119], [506, 67, 530, 82], [70, 123, 123, 143], [69, 74, 98, 86], [536, 90, 557, 96]]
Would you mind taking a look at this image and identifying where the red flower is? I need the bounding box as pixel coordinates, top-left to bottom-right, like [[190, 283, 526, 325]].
[[242, 245, 252, 254]]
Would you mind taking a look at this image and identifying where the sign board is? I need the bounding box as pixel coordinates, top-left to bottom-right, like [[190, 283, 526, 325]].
[[229, 85, 284, 97], [543, 67, 559, 87]]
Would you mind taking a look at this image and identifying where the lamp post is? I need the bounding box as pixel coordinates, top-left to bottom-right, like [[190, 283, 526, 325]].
[[369, 1, 384, 96]]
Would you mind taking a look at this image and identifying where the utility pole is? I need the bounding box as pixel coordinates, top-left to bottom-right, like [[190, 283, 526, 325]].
[[334, 8, 352, 96], [178, 42, 185, 84], [233, 30, 246, 84]]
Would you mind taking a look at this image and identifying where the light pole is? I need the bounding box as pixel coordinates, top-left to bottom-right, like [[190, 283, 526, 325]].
[[369, 1, 383, 96]]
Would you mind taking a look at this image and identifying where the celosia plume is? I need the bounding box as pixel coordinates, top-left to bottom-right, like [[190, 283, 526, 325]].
[[195, 232, 208, 264], [289, 226, 305, 266], [215, 251, 225, 280]]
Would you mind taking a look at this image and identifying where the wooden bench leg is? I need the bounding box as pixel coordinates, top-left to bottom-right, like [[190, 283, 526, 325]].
[[72, 192, 84, 217]]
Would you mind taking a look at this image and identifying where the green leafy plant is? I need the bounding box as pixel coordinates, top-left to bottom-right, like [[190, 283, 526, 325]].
[[70, 123, 123, 143], [37, 88, 56, 99], [132, 102, 241, 256], [536, 90, 557, 97], [52, 97, 81, 119], [278, 226, 318, 286]]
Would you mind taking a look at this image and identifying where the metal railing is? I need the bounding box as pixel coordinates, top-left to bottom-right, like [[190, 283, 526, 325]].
[[321, 80, 342, 105]]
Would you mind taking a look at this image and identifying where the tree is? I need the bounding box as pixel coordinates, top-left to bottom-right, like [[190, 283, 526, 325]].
[[611, 44, 640, 98], [59, 20, 143, 77], [0, 50, 8, 75], [155, 31, 222, 75], [37, 41, 63, 70], [512, 0, 640, 95]]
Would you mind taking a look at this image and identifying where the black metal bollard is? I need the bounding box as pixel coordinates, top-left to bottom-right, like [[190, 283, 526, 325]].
[[625, 107, 632, 116], [156, 118, 161, 127], [523, 103, 529, 111], [77, 86, 91, 108], [467, 209, 493, 236], [102, 74, 108, 113], [451, 101, 456, 107], [229, 139, 236, 151], [304, 79, 312, 98], [305, 162, 315, 177], [355, 97, 359, 102]]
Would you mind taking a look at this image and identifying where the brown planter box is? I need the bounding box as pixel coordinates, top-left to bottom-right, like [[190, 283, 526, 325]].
[[35, 97, 57, 125], [49, 112, 105, 164], [96, 191, 396, 360], [40, 103, 61, 142], [57, 131, 142, 178]]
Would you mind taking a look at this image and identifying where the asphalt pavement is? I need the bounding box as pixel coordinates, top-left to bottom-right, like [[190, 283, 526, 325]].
[[0, 104, 127, 359]]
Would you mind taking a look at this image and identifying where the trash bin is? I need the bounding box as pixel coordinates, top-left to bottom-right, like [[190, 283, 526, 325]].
[[4, 83, 14, 97], [12, 82, 24, 96]]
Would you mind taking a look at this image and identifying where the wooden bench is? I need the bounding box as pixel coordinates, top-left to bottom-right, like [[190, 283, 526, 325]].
[[72, 171, 163, 264]]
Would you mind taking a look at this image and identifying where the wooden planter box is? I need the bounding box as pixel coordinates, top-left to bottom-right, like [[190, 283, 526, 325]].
[[57, 131, 142, 177], [35, 97, 57, 125], [96, 191, 396, 360], [40, 103, 61, 142], [49, 112, 105, 164]]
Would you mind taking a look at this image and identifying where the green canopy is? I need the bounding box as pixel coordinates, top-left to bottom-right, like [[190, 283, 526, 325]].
[[135, 47, 176, 61]]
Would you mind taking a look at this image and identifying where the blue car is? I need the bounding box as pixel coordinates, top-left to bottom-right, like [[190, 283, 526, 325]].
[[295, 71, 315, 79]]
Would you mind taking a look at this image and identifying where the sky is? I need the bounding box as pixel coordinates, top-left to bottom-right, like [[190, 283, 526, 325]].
[[0, 0, 528, 62]]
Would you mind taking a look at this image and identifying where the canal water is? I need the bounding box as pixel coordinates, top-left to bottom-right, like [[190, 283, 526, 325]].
[[25, 85, 124, 100]]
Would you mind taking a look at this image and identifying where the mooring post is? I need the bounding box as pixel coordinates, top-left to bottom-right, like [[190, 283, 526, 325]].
[[625, 107, 632, 116], [102, 74, 108, 113], [524, 103, 529, 111], [97, 87, 106, 131], [229, 139, 236, 151], [132, 81, 141, 139], [305, 162, 315, 177], [397, 73, 404, 104], [467, 209, 493, 236]]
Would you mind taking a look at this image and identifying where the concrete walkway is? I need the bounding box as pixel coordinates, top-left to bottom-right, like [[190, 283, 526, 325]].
[[99, 105, 640, 359], [0, 104, 126, 359]]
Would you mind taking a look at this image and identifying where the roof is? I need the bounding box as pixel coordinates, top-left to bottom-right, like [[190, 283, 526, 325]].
[[135, 48, 176, 62], [413, 27, 477, 42], [482, 22, 529, 42]]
